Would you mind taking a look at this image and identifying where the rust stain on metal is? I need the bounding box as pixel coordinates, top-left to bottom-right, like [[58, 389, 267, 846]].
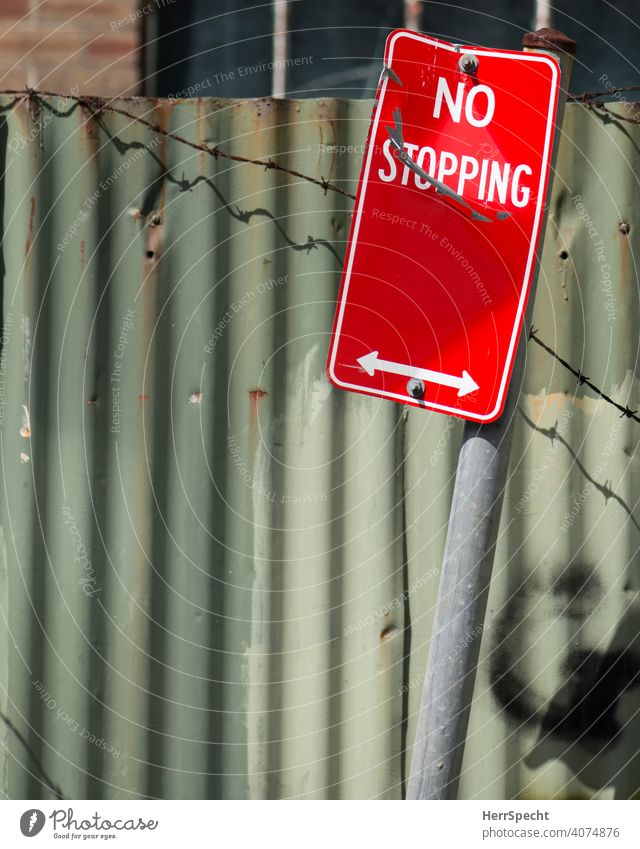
[[144, 229, 162, 261], [25, 196, 36, 257], [78, 96, 106, 135], [141, 101, 170, 265], [249, 389, 268, 401], [197, 98, 207, 171], [26, 91, 42, 143], [528, 392, 597, 421], [156, 99, 173, 157], [522, 27, 577, 55], [19, 403, 31, 439], [248, 389, 268, 435]]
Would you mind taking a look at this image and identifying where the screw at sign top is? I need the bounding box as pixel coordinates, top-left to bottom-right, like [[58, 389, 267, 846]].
[[458, 54, 478, 75]]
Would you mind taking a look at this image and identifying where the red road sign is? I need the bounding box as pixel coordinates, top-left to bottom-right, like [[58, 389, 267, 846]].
[[326, 30, 560, 422]]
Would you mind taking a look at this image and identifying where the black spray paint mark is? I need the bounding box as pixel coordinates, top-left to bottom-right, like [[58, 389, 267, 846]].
[[490, 564, 640, 751]]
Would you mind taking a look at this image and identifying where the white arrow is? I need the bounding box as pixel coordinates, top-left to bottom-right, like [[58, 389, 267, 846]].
[[357, 351, 480, 397]]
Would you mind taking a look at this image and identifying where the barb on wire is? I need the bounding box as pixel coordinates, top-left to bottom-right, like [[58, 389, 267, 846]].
[[528, 327, 640, 424], [0, 87, 357, 201], [579, 99, 640, 127], [569, 84, 640, 126], [569, 85, 640, 102]]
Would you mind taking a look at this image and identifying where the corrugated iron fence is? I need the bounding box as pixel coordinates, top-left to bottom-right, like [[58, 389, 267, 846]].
[[0, 94, 639, 800]]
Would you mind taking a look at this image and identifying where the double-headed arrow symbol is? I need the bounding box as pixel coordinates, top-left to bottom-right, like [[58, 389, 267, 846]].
[[357, 351, 479, 397]]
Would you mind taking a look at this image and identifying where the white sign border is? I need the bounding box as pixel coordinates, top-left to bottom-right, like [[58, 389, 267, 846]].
[[327, 30, 560, 422]]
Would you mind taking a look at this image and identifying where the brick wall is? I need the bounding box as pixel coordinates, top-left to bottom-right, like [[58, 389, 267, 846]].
[[0, 0, 143, 97]]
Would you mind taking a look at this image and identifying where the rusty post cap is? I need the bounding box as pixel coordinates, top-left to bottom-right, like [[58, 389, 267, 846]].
[[522, 28, 577, 56]]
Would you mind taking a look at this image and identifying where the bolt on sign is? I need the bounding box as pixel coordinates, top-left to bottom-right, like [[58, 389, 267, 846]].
[[326, 30, 560, 421]]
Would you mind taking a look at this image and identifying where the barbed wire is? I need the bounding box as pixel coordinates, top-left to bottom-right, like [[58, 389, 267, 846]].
[[1, 83, 639, 201], [1, 87, 639, 424], [569, 85, 640, 126], [0, 88, 356, 201], [528, 328, 640, 424], [569, 84, 640, 101], [577, 99, 640, 126]]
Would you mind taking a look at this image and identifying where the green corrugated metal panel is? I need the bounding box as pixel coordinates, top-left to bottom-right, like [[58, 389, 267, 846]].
[[0, 95, 639, 800]]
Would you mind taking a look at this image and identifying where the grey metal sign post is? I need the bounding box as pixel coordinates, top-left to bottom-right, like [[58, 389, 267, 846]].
[[406, 28, 576, 801]]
